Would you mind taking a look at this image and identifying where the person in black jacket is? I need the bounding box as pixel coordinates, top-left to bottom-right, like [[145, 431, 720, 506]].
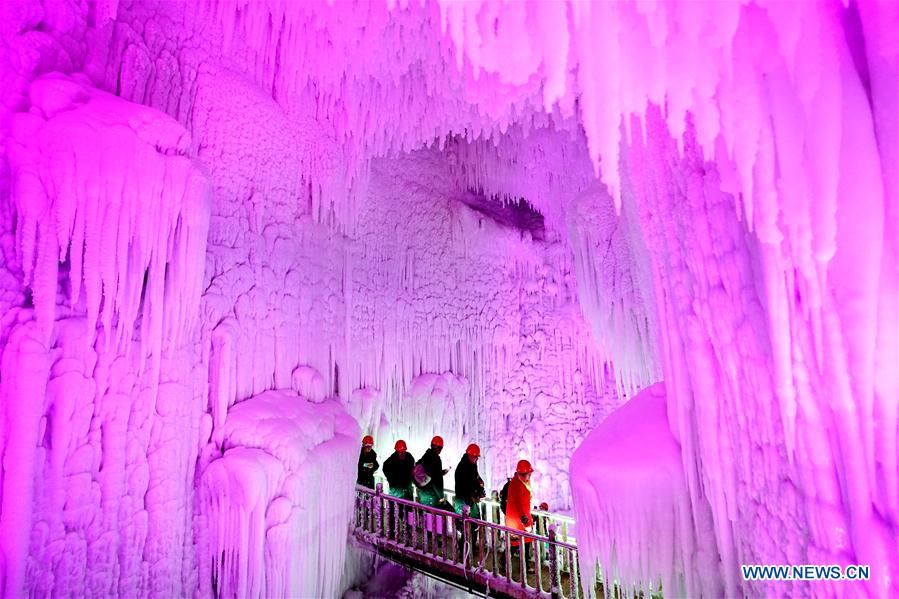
[[417, 435, 450, 508], [356, 435, 379, 489], [454, 443, 485, 516], [454, 443, 485, 559], [383, 439, 416, 531], [383, 439, 416, 499]]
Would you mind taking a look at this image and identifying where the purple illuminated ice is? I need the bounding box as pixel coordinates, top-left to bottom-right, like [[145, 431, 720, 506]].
[[0, 0, 895, 597]]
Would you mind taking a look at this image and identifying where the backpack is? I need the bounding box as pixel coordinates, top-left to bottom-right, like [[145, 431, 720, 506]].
[[412, 463, 431, 487], [499, 478, 511, 514]]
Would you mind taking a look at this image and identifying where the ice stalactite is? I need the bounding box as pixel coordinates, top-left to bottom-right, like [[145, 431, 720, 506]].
[[856, 1, 899, 554], [199, 390, 359, 599], [571, 383, 719, 599], [443, 123, 594, 233], [197, 0, 571, 231], [6, 73, 211, 365], [567, 185, 659, 396]]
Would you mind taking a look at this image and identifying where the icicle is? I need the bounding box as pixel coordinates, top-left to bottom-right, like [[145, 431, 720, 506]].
[[6, 74, 211, 358]]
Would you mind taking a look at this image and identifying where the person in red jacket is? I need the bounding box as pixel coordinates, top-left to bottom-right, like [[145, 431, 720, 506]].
[[505, 459, 535, 570]]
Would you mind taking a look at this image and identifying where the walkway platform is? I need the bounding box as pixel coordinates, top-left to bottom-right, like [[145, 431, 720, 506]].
[[353, 485, 592, 598]]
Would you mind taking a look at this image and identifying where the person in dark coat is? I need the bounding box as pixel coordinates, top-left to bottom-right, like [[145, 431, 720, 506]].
[[454, 443, 485, 557], [453, 443, 485, 518], [356, 435, 379, 488], [383, 439, 416, 500], [383, 439, 416, 531], [417, 435, 450, 508]]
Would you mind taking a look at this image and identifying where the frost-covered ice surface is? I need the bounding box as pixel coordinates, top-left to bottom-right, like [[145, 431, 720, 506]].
[[0, 0, 897, 597]]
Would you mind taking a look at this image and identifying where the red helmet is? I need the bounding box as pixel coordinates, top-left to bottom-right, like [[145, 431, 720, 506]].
[[362, 435, 374, 446], [466, 443, 481, 457], [516, 459, 533, 474], [431, 436, 444, 448], [395, 440, 407, 451]]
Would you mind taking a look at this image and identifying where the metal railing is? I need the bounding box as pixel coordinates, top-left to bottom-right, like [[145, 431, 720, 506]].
[[354, 484, 585, 599]]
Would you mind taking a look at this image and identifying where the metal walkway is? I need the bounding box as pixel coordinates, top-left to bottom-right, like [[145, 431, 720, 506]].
[[353, 484, 595, 599]]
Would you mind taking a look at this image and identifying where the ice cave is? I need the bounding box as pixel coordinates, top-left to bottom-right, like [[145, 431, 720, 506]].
[[0, 0, 896, 597]]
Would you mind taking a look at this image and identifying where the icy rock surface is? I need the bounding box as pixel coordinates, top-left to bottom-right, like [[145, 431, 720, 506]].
[[199, 389, 359, 599]]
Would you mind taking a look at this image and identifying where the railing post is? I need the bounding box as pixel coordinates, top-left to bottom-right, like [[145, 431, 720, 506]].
[[363, 488, 371, 531], [374, 483, 384, 535], [548, 526, 560, 599], [461, 505, 471, 570]]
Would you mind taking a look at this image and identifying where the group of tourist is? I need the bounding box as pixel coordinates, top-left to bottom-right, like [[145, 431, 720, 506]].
[[357, 434, 539, 550]]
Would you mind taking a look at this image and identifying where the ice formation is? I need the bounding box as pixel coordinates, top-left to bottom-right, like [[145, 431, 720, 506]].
[[7, 73, 211, 359], [0, 0, 896, 597], [347, 150, 619, 508], [571, 383, 718, 598], [198, 390, 358, 598]]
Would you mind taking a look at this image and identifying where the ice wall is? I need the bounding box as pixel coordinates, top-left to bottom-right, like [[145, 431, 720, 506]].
[[445, 126, 661, 395], [621, 103, 896, 595], [0, 2, 355, 596], [190, 65, 348, 426], [1, 69, 211, 596]]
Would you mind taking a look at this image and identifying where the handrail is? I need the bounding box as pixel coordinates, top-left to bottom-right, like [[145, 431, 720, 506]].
[[372, 474, 578, 544], [354, 484, 587, 598], [357, 486, 568, 546]]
